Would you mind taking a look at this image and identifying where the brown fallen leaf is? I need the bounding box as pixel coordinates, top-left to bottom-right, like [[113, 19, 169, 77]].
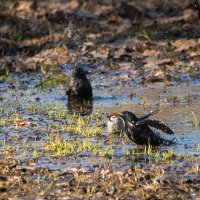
[[104, 139, 112, 145]]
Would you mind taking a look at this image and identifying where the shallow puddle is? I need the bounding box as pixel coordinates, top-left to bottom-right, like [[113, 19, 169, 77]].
[[0, 74, 200, 172]]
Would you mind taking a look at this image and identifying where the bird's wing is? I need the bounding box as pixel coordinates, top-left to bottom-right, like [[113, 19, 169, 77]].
[[138, 110, 159, 121], [136, 119, 175, 135]]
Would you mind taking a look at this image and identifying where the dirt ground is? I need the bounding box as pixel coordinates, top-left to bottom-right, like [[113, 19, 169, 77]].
[[1, 0, 200, 83]]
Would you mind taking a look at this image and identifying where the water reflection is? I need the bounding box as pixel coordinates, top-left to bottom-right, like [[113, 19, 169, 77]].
[[67, 99, 93, 115]]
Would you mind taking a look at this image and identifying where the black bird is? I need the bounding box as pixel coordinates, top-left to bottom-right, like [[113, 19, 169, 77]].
[[67, 67, 93, 114], [120, 110, 175, 146]]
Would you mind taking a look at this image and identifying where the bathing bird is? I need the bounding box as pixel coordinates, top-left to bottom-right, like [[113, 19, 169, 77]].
[[121, 110, 175, 146], [108, 110, 175, 146], [107, 113, 125, 134], [67, 67, 93, 113]]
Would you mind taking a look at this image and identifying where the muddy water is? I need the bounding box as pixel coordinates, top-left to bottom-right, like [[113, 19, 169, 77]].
[[0, 74, 200, 171]]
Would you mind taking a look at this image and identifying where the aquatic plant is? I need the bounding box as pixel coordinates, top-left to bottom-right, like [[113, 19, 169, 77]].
[[100, 146, 113, 158], [128, 145, 174, 163], [42, 134, 101, 157], [33, 146, 39, 158], [162, 149, 174, 160]]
